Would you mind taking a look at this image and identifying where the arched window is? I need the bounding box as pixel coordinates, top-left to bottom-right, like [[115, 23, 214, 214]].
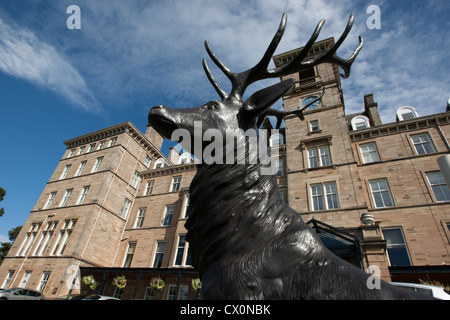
[[396, 106, 418, 121], [153, 158, 167, 169], [351, 115, 370, 130], [178, 152, 193, 164], [269, 133, 284, 147]]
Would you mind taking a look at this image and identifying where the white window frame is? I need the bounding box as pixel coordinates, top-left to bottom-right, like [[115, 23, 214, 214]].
[[109, 137, 117, 147], [171, 176, 182, 192], [77, 186, 90, 205], [88, 143, 96, 152], [145, 180, 155, 196], [310, 120, 320, 132], [97, 140, 106, 150], [60, 189, 73, 207], [396, 106, 418, 121], [134, 208, 147, 228], [410, 133, 436, 155], [359, 142, 380, 164], [92, 157, 103, 173], [152, 241, 166, 268], [310, 182, 340, 211], [162, 205, 175, 226], [119, 198, 132, 219], [2, 270, 15, 289], [130, 170, 140, 188], [77, 146, 85, 155], [44, 192, 57, 209], [60, 165, 71, 180], [37, 271, 51, 293], [173, 234, 191, 267], [426, 171, 450, 202], [351, 115, 370, 130], [144, 155, 152, 168], [75, 161, 87, 176], [369, 178, 394, 208], [308, 145, 331, 168]]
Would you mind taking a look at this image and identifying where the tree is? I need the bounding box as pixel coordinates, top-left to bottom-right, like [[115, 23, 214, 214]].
[[0, 226, 21, 265], [0, 187, 5, 217]]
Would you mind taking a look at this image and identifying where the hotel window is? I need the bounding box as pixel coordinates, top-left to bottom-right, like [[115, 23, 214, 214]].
[[382, 228, 411, 266], [2, 270, 15, 289], [123, 242, 137, 267], [145, 181, 155, 196], [276, 159, 283, 176], [98, 140, 106, 150], [310, 120, 320, 133], [144, 155, 152, 168], [351, 115, 370, 130], [359, 143, 380, 164], [60, 164, 71, 180], [134, 208, 147, 228], [75, 161, 87, 176], [119, 198, 132, 219], [182, 196, 190, 219], [153, 241, 166, 268], [37, 222, 57, 256], [68, 149, 76, 158], [77, 146, 85, 155], [77, 186, 90, 205], [310, 182, 340, 211], [60, 189, 73, 207], [426, 171, 450, 202], [162, 205, 175, 226], [88, 143, 96, 152], [144, 287, 156, 300], [411, 133, 436, 155], [269, 133, 284, 147], [396, 106, 418, 121], [17, 223, 41, 256], [130, 171, 140, 188], [174, 234, 191, 266], [44, 192, 57, 209], [92, 157, 103, 173], [369, 178, 394, 208], [109, 137, 117, 147], [37, 271, 51, 293], [171, 176, 182, 192], [308, 145, 331, 168], [52, 219, 76, 256]]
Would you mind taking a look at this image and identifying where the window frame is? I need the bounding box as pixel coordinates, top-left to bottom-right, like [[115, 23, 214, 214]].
[[359, 142, 381, 164], [410, 133, 436, 155], [307, 145, 331, 168], [309, 181, 340, 211], [425, 171, 450, 202], [369, 178, 394, 208], [382, 228, 412, 266]]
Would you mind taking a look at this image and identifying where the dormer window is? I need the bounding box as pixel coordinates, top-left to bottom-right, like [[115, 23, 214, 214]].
[[396, 106, 418, 121], [351, 115, 370, 130]]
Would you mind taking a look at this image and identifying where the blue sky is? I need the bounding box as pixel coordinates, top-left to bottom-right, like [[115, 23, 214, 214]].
[[0, 0, 449, 242]]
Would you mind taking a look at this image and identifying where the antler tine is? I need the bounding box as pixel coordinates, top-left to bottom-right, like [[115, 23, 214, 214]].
[[269, 18, 325, 77], [204, 40, 235, 83], [202, 58, 228, 100], [304, 14, 363, 78]]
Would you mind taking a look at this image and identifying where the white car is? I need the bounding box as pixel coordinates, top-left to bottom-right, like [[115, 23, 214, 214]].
[[390, 282, 450, 300], [0, 288, 44, 300], [82, 294, 120, 300]]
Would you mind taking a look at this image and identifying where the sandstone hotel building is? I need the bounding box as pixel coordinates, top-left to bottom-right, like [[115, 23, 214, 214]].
[[1, 38, 450, 299]]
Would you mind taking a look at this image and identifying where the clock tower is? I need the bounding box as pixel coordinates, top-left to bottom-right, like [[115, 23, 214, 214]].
[[272, 37, 363, 218]]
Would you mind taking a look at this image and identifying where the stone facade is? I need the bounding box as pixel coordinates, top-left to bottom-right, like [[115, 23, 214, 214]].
[[1, 38, 450, 299]]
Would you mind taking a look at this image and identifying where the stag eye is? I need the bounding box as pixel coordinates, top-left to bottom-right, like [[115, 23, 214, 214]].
[[205, 102, 219, 110]]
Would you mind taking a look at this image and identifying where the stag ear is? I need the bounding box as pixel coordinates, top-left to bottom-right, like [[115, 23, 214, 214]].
[[243, 79, 295, 118]]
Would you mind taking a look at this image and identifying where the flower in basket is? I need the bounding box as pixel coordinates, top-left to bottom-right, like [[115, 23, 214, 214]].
[[192, 278, 202, 291], [82, 275, 98, 291], [150, 277, 165, 290], [112, 275, 127, 289]]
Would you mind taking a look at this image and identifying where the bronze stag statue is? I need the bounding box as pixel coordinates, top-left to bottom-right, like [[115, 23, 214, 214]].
[[148, 13, 430, 299]]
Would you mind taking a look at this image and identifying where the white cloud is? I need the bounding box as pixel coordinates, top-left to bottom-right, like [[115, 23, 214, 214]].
[[0, 234, 9, 243], [0, 18, 100, 113]]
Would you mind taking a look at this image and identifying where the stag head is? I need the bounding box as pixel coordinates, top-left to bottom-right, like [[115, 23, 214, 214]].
[[149, 13, 363, 159]]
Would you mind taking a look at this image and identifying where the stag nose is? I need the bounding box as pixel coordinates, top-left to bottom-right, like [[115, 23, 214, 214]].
[[152, 105, 165, 111]]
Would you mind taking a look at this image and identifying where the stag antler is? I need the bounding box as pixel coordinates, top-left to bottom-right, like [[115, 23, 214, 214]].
[[203, 13, 363, 102]]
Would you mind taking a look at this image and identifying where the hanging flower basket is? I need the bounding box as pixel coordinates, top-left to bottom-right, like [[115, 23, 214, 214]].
[[150, 277, 165, 290], [82, 275, 98, 291], [192, 278, 202, 291], [112, 275, 127, 289]]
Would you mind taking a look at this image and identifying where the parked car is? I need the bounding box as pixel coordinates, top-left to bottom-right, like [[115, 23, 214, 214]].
[[58, 294, 88, 300], [390, 282, 450, 300], [0, 288, 44, 300], [82, 294, 120, 300]]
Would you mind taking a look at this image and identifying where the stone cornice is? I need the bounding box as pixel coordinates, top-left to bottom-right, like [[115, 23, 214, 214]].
[[63, 121, 168, 161]]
